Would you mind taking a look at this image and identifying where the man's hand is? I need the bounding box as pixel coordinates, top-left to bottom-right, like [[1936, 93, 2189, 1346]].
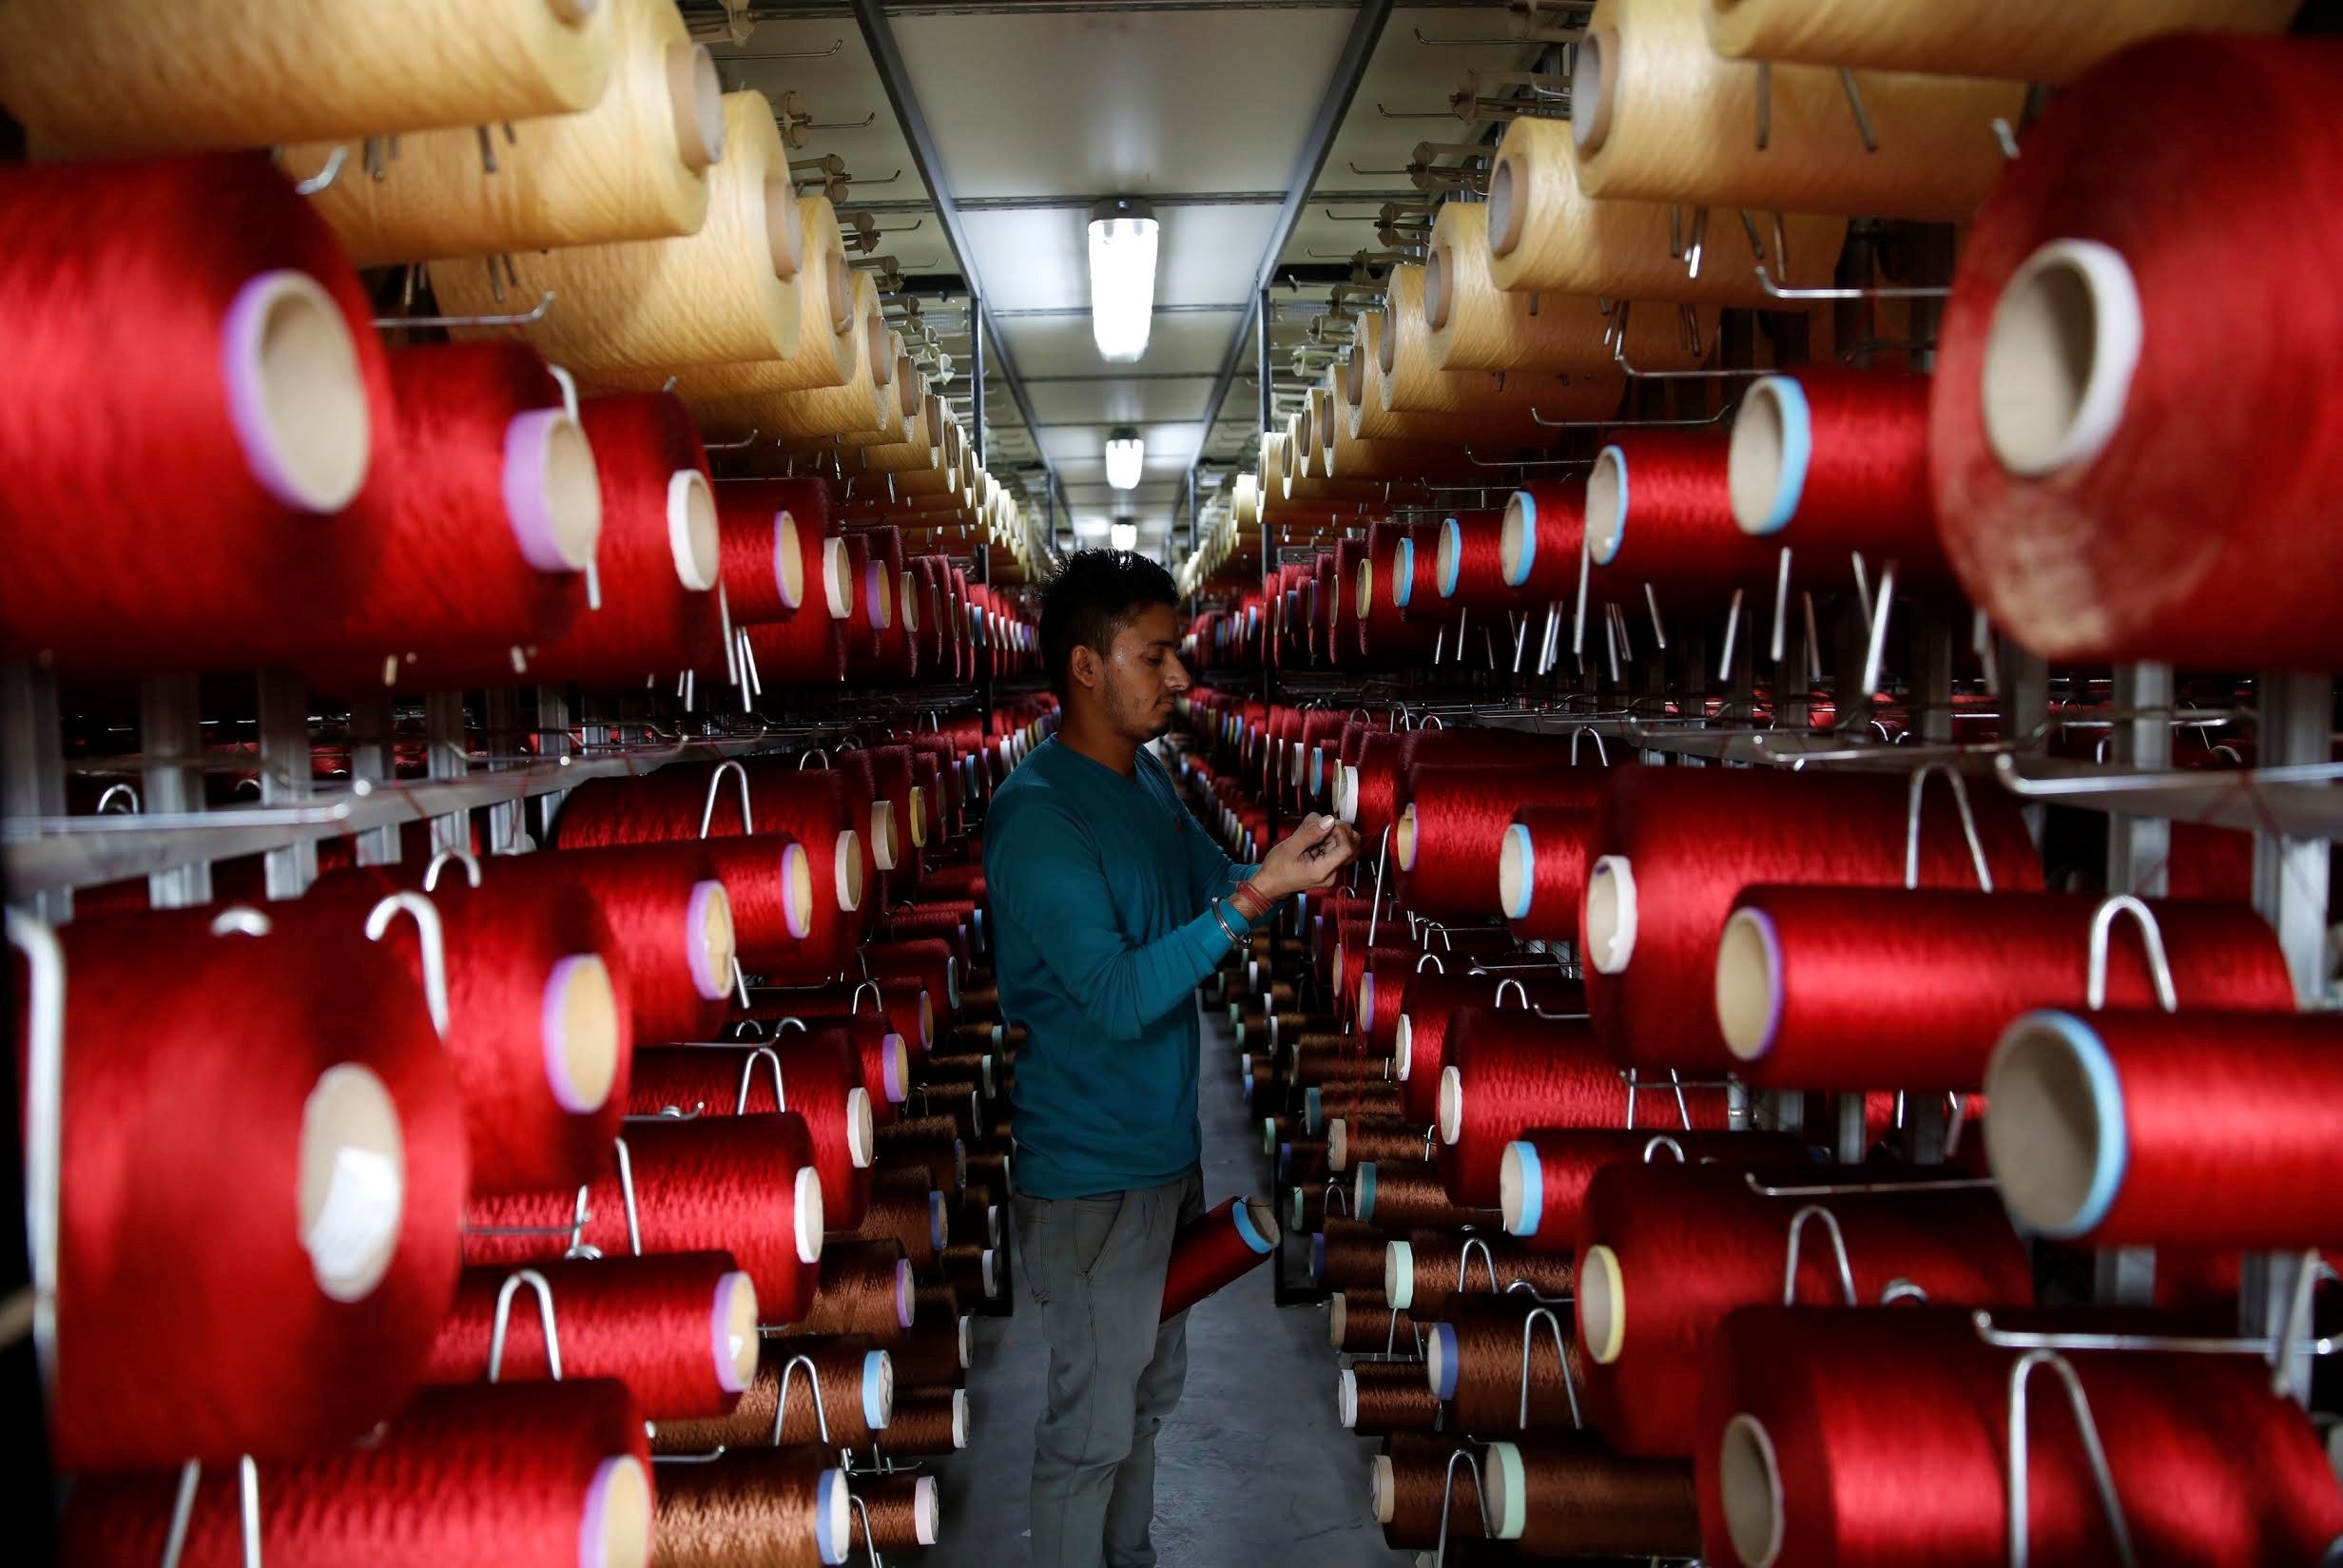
[[1253, 812, 1364, 900]]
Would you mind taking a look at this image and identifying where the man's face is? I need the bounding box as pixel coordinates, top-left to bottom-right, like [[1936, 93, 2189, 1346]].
[[1093, 603, 1191, 742]]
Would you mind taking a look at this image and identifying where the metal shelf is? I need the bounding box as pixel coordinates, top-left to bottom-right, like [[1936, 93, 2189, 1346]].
[[1993, 754, 2343, 840], [3, 730, 783, 897]]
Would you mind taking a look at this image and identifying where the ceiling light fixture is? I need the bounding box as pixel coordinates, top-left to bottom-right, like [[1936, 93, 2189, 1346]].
[[1104, 426, 1146, 492], [1110, 519, 1139, 552], [1088, 197, 1158, 364]]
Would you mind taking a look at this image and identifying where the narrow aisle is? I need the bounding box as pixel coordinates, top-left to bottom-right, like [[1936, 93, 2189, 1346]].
[[944, 997, 1412, 1566]]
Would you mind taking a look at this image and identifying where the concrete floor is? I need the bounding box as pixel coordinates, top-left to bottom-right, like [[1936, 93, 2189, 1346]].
[[933, 997, 1415, 1567]]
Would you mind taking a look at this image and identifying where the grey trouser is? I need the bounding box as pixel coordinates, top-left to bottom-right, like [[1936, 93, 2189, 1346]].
[[1012, 1168, 1207, 1568]]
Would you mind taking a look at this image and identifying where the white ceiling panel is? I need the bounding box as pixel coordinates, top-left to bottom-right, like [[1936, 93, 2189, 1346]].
[[1040, 421, 1207, 473], [892, 10, 1355, 198], [1025, 377, 1216, 426], [994, 312, 1234, 378], [958, 204, 1281, 313]]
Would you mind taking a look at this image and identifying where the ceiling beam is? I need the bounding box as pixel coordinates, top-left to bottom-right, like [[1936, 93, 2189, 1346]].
[[839, 188, 1422, 215], [1183, 0, 1394, 507], [849, 0, 1052, 479]]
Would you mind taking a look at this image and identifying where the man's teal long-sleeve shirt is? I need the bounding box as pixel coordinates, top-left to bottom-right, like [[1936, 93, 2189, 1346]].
[[983, 737, 1258, 1198]]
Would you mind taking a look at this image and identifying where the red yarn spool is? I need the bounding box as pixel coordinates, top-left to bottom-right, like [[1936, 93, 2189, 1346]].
[[556, 765, 864, 984], [1160, 1196, 1282, 1320], [1493, 480, 1587, 602], [1499, 1128, 1805, 1254], [1584, 431, 1781, 612], [830, 746, 898, 904], [0, 152, 394, 676], [309, 339, 596, 692], [27, 906, 462, 1470], [1985, 1007, 2343, 1249], [737, 484, 852, 683], [1501, 805, 1597, 941], [1424, 509, 1505, 610], [1694, 1307, 2343, 1568], [1398, 765, 1605, 920], [1930, 37, 2343, 670], [522, 393, 725, 687], [753, 978, 929, 1055], [481, 843, 736, 1043], [1358, 523, 1442, 664], [868, 744, 928, 890], [308, 866, 634, 1194], [629, 1037, 876, 1230], [862, 938, 959, 1020], [61, 1381, 655, 1568], [463, 1113, 824, 1326], [1394, 971, 1578, 1123], [1730, 367, 1947, 579], [1576, 1162, 2031, 1456], [716, 476, 836, 625], [427, 1253, 756, 1420], [1582, 767, 2042, 1072], [1718, 887, 2295, 1092], [1439, 1012, 1731, 1209]]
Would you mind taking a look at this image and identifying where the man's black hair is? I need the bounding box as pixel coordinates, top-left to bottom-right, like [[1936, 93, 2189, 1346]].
[[1038, 549, 1181, 699]]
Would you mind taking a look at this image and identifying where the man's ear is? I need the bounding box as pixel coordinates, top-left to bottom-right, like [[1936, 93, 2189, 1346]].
[[1070, 644, 1099, 689]]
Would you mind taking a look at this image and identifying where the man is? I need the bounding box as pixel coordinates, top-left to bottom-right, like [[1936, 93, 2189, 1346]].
[[984, 550, 1361, 1568]]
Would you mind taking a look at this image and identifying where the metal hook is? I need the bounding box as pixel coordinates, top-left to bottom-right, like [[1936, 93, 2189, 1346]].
[[1903, 763, 1996, 894], [288, 144, 348, 196], [1376, 104, 1457, 120], [1781, 1205, 1859, 1306], [424, 848, 482, 891], [366, 893, 451, 1039], [702, 429, 763, 452], [736, 1047, 788, 1113], [702, 760, 755, 838], [2004, 1350, 2139, 1568], [771, 1351, 835, 1444], [8, 910, 63, 1400], [373, 290, 555, 331], [752, 38, 843, 58], [1430, 1447, 1495, 1568], [2084, 896, 2178, 1014], [486, 1269, 564, 1381], [159, 1458, 262, 1568], [94, 781, 141, 814], [1754, 261, 1950, 302], [1516, 1306, 1582, 1429], [210, 907, 274, 938], [1531, 401, 1733, 430], [809, 112, 880, 130]]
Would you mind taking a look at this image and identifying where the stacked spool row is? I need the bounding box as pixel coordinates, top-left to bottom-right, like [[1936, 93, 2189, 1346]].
[[1167, 701, 2343, 1566], [26, 729, 1059, 1567], [1187, 19, 2343, 688], [1, 0, 1051, 697]]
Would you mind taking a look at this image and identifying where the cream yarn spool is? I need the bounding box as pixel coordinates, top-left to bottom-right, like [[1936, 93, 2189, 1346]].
[[0, 0, 612, 154], [281, 0, 716, 266], [1702, 0, 2299, 85], [1342, 318, 1551, 443], [1486, 115, 1845, 305], [1573, 0, 2026, 220], [1325, 419, 1453, 484], [431, 90, 803, 371], [699, 274, 892, 439], [842, 383, 935, 451], [1423, 201, 1715, 376], [1376, 280, 1623, 420], [631, 199, 859, 398]]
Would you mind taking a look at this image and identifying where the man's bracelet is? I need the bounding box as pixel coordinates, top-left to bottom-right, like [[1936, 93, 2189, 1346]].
[[1230, 879, 1275, 921], [1209, 897, 1254, 948]]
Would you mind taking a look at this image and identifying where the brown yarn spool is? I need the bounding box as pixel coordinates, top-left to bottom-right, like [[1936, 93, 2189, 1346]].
[[849, 1167, 945, 1273], [1487, 114, 1846, 304], [850, 1474, 941, 1553], [1357, 1162, 1495, 1230], [880, 1387, 969, 1455], [874, 1114, 964, 1193], [282, 0, 716, 265], [650, 1336, 893, 1450], [1427, 201, 1714, 377], [1342, 1362, 1443, 1435], [1329, 1117, 1433, 1174], [770, 1240, 913, 1342], [652, 1446, 847, 1568], [1330, 1289, 1422, 1355], [1703, 0, 2299, 84], [912, 1281, 962, 1327], [432, 90, 804, 371], [1314, 1078, 1407, 1132], [1384, 1230, 1575, 1322], [955, 1190, 1003, 1253], [963, 1150, 1013, 1201], [890, 1312, 973, 1388], [1316, 1218, 1394, 1291], [1571, 0, 2026, 219], [1479, 1435, 1701, 1555], [1374, 1435, 1489, 1549], [909, 1080, 983, 1143], [1291, 1183, 1337, 1234], [1429, 1295, 1585, 1432], [0, 0, 614, 154], [941, 1242, 1000, 1304]]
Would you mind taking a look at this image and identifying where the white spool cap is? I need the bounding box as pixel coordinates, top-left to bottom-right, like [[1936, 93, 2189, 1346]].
[[299, 1062, 405, 1302], [1982, 238, 2142, 479], [1584, 855, 1638, 974], [1719, 1411, 1787, 1568]]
